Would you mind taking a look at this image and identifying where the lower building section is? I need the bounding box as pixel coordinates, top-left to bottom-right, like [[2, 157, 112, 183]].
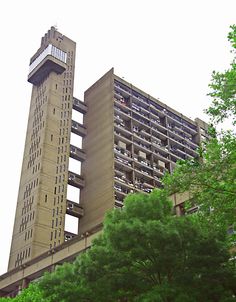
[[0, 224, 102, 298], [0, 191, 191, 297]]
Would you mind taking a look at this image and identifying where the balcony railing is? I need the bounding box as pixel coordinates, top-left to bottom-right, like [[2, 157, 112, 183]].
[[70, 145, 86, 161], [114, 105, 131, 117], [114, 183, 133, 195], [134, 140, 151, 151], [73, 98, 87, 114], [114, 154, 132, 167], [115, 199, 123, 208], [71, 120, 87, 137], [68, 171, 85, 189], [114, 145, 131, 158], [66, 200, 84, 218], [114, 82, 131, 96], [64, 231, 77, 242], [28, 44, 67, 85], [133, 156, 151, 168]]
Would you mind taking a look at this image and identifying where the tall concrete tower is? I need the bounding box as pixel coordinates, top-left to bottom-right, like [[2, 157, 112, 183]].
[[8, 27, 85, 271], [6, 27, 209, 279]]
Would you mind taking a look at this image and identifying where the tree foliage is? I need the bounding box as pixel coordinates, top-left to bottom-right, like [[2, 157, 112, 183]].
[[164, 133, 236, 232], [164, 24, 236, 235], [207, 25, 236, 125], [0, 283, 47, 302], [37, 190, 236, 302]]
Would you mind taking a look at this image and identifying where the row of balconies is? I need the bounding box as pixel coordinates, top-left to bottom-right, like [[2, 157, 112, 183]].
[[114, 143, 169, 164], [114, 125, 197, 159], [115, 114, 167, 137], [114, 153, 167, 175], [169, 135, 197, 152], [114, 179, 155, 198], [114, 83, 198, 134], [114, 145, 132, 157], [115, 110, 197, 146], [114, 175, 154, 192], [114, 104, 131, 117]]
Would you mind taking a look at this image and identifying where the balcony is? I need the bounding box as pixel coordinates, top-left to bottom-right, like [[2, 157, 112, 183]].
[[114, 103, 131, 117], [133, 178, 154, 193], [114, 174, 134, 187], [151, 122, 168, 137], [73, 98, 87, 114], [169, 148, 186, 161], [70, 145, 86, 161], [114, 183, 132, 195], [66, 200, 84, 218], [134, 132, 151, 143], [114, 122, 132, 136], [114, 129, 132, 144], [114, 154, 133, 169], [71, 120, 87, 137], [64, 231, 77, 242], [132, 92, 149, 108], [154, 175, 163, 187], [133, 155, 152, 169], [150, 102, 165, 118], [134, 166, 153, 180], [153, 149, 170, 162], [182, 121, 198, 134], [167, 125, 197, 146], [132, 113, 150, 128], [114, 82, 132, 97], [114, 145, 131, 158], [115, 199, 123, 208], [142, 187, 153, 193], [133, 140, 151, 153], [68, 171, 85, 189], [28, 44, 67, 85], [153, 165, 164, 176]]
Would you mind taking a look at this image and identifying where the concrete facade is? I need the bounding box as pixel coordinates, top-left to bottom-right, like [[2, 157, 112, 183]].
[[79, 68, 208, 233], [8, 27, 81, 271], [1, 28, 209, 297]]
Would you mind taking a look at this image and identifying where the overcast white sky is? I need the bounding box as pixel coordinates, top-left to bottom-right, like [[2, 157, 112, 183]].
[[0, 0, 235, 275]]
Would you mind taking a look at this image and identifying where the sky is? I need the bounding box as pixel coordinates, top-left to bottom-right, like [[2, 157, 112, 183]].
[[0, 0, 235, 275]]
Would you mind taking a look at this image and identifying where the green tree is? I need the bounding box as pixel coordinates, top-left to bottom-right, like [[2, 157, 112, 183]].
[[163, 133, 236, 232], [207, 25, 236, 125], [39, 190, 236, 302], [0, 283, 46, 302], [164, 24, 236, 234]]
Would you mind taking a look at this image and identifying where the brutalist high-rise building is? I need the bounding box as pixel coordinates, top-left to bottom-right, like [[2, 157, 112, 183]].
[[7, 27, 208, 273], [79, 68, 208, 233]]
